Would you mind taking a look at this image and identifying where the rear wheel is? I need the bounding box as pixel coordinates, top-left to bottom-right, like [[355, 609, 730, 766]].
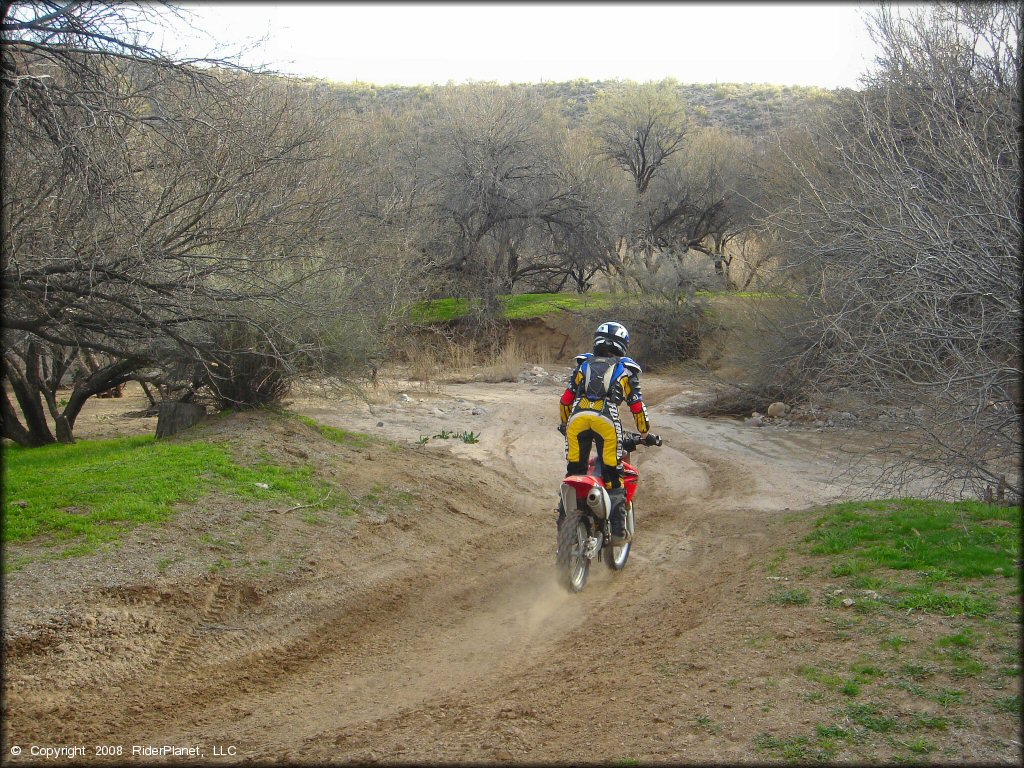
[[556, 510, 590, 592], [605, 501, 634, 570]]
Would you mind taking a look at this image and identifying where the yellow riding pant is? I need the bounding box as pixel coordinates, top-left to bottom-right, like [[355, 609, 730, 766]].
[[565, 411, 623, 489]]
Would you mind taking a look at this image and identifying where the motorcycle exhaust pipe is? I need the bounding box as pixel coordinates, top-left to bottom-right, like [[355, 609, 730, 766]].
[[586, 487, 608, 518]]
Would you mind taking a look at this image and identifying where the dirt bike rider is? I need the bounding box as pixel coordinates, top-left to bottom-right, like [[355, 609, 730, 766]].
[[558, 321, 651, 545]]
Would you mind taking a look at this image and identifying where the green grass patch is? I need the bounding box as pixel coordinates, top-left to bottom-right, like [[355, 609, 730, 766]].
[[937, 628, 978, 648], [292, 414, 372, 448], [840, 702, 899, 733], [891, 584, 995, 617], [839, 659, 888, 700], [766, 549, 788, 574], [936, 647, 985, 678], [4, 436, 226, 543], [2, 434, 340, 557], [799, 664, 842, 688], [830, 559, 867, 577], [768, 588, 810, 606], [903, 735, 935, 755], [849, 660, 885, 681], [753, 732, 838, 762], [881, 635, 910, 653], [694, 714, 722, 735], [900, 661, 938, 681], [910, 713, 948, 730], [929, 688, 964, 707], [806, 499, 1017, 620], [806, 499, 1019, 578], [409, 292, 614, 323], [992, 694, 1020, 715], [814, 724, 850, 740]]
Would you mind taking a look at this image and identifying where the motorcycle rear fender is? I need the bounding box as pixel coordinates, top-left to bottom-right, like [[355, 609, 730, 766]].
[[562, 474, 603, 499], [561, 476, 608, 519]]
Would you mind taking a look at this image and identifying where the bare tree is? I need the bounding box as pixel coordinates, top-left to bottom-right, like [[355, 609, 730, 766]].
[[1, 3, 372, 443], [763, 2, 1021, 498], [641, 127, 759, 284], [589, 81, 688, 195], [586, 84, 763, 290], [418, 85, 615, 325]]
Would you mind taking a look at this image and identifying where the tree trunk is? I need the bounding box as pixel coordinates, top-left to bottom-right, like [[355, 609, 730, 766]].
[[1, 387, 38, 446], [139, 381, 158, 406], [61, 359, 136, 434], [156, 401, 206, 439], [6, 370, 54, 445], [39, 382, 74, 444]]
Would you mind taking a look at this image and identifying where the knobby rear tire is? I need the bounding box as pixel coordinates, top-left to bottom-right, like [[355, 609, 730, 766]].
[[556, 509, 590, 593]]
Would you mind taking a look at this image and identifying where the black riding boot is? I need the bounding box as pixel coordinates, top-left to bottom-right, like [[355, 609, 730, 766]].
[[609, 488, 628, 545]]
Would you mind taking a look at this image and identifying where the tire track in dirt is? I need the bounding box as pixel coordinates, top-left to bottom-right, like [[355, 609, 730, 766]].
[[131, 383, 768, 758], [277, 452, 787, 763], [45, 487, 554, 749], [133, 515, 588, 755], [263, 413, 784, 761]]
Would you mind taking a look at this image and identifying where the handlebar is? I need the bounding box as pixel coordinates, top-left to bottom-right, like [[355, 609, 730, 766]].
[[623, 432, 662, 451]]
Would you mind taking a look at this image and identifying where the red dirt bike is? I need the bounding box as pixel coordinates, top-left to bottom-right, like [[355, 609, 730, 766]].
[[556, 431, 662, 592]]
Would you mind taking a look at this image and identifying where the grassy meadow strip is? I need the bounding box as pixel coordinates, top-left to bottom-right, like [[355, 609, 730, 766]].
[[2, 431, 345, 561], [409, 290, 794, 324], [409, 292, 614, 323], [753, 498, 1021, 763]]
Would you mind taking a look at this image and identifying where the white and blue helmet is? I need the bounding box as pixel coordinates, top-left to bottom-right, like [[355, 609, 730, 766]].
[[594, 321, 630, 356]]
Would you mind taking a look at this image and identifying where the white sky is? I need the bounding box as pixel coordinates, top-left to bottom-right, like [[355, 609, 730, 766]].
[[156, 2, 892, 89]]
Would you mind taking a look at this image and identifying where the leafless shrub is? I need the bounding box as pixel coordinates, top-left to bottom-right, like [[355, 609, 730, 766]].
[[203, 323, 291, 409], [760, 3, 1022, 498], [576, 291, 714, 371], [678, 296, 825, 417], [473, 338, 531, 383], [1, 4, 393, 442]]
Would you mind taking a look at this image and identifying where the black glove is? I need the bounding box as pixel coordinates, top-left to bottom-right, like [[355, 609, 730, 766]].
[[557, 423, 567, 435], [644, 434, 662, 447]]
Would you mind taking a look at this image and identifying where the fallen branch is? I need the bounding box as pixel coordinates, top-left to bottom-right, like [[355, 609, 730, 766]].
[[283, 490, 333, 514]]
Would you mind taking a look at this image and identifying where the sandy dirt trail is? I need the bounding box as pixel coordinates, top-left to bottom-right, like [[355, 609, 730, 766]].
[[146, 376, 856, 762], [3, 373, 949, 763]]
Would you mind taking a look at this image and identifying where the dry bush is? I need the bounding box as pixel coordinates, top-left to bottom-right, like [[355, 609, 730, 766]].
[[201, 323, 292, 410], [447, 339, 481, 373], [403, 343, 441, 384], [519, 339, 555, 367], [355, 376, 400, 405], [755, 4, 1022, 498], [678, 296, 825, 417], [398, 323, 556, 385], [400, 334, 478, 383], [577, 292, 716, 370], [474, 338, 530, 383]]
